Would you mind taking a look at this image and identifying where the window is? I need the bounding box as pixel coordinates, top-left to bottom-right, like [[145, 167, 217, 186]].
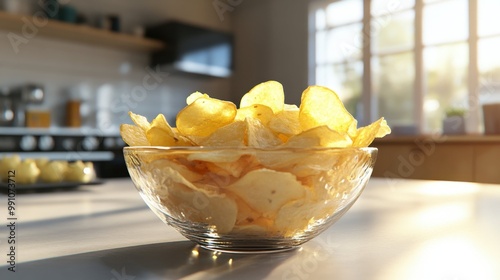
[[309, 0, 500, 134]]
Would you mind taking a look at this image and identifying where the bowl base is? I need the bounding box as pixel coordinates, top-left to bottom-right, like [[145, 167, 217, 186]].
[[162, 214, 309, 253], [199, 244, 299, 254]]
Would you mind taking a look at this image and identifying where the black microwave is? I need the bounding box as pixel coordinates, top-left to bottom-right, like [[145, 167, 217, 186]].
[[146, 21, 234, 78]]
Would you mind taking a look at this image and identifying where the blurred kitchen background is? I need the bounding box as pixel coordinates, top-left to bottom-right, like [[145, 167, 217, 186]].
[[2, 0, 500, 182]]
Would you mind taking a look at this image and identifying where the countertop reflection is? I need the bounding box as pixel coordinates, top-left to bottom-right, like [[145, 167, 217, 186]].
[[0, 178, 499, 280]]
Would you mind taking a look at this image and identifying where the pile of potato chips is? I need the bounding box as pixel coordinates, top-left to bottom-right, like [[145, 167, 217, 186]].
[[121, 80, 390, 148], [121, 81, 390, 237]]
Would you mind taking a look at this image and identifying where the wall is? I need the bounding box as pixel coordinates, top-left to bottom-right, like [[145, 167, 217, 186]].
[[231, 0, 309, 106], [0, 0, 232, 132]]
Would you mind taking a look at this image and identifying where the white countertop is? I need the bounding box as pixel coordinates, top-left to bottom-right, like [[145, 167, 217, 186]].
[[1, 178, 499, 280]]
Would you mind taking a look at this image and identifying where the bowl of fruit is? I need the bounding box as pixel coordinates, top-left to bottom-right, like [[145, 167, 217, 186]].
[[121, 81, 390, 252]]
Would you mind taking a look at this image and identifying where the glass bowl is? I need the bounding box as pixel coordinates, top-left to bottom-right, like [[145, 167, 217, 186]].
[[124, 146, 377, 253]]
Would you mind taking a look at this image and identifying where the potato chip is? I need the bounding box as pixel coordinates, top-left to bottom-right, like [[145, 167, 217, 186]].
[[120, 124, 150, 146], [146, 114, 191, 146], [210, 155, 259, 178], [240, 81, 285, 114], [268, 108, 301, 137], [352, 117, 391, 147], [226, 169, 305, 217], [167, 183, 238, 233], [299, 86, 356, 133], [348, 119, 359, 138], [231, 224, 268, 235], [146, 114, 175, 146], [246, 117, 283, 148], [256, 150, 340, 178], [232, 196, 263, 226], [150, 113, 171, 130], [200, 121, 246, 147], [376, 118, 391, 137], [186, 91, 209, 105], [176, 96, 237, 137], [274, 196, 337, 237], [129, 111, 151, 131], [148, 159, 204, 182], [284, 126, 352, 148], [235, 104, 274, 125], [205, 161, 244, 179], [146, 127, 173, 146], [184, 133, 207, 146], [187, 150, 246, 163], [156, 166, 238, 233]]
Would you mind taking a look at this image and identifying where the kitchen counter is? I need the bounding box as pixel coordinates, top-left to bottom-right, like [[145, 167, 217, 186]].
[[1, 178, 499, 280]]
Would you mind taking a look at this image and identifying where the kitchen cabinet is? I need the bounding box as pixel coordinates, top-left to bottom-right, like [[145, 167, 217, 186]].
[[475, 145, 500, 183], [0, 10, 166, 52], [372, 135, 500, 184]]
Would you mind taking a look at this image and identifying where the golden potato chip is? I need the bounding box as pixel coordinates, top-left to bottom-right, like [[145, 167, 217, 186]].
[[246, 117, 283, 148], [128, 111, 151, 131], [255, 149, 341, 178], [176, 96, 237, 137], [348, 119, 359, 138], [231, 225, 268, 235], [376, 118, 391, 137], [226, 169, 305, 218], [235, 104, 274, 125], [240, 80, 285, 114], [187, 150, 246, 163], [146, 114, 175, 145], [167, 183, 238, 233], [120, 124, 150, 146], [186, 91, 210, 105], [146, 127, 174, 146], [352, 117, 391, 147], [274, 196, 337, 237], [232, 196, 263, 226], [148, 159, 204, 182], [200, 121, 246, 147], [299, 86, 356, 133], [284, 126, 352, 148], [268, 108, 301, 136], [209, 155, 258, 178], [204, 162, 245, 181], [150, 113, 171, 129], [157, 166, 238, 233], [146, 114, 191, 146]]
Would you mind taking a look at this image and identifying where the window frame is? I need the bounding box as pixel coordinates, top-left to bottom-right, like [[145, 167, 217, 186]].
[[309, 0, 482, 133]]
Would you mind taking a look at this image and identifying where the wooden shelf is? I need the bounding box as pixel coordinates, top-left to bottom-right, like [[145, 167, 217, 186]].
[[0, 11, 166, 52]]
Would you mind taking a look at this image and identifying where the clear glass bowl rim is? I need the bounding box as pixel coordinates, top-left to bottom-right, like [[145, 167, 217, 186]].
[[124, 146, 378, 153]]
